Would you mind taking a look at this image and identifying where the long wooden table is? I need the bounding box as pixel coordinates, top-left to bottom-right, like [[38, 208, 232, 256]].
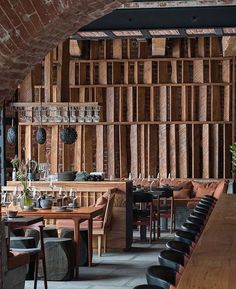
[[2, 207, 103, 278], [177, 193, 236, 289]]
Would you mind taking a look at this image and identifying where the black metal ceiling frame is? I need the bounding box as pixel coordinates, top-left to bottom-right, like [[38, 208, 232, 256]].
[[71, 5, 236, 40]]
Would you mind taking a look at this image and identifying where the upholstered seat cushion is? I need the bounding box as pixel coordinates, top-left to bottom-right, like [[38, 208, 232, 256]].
[[8, 251, 30, 270], [56, 219, 103, 229], [160, 179, 193, 199], [192, 181, 219, 198]]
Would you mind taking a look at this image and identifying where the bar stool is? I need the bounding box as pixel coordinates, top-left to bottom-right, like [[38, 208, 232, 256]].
[[10, 225, 47, 289], [193, 207, 208, 215], [195, 203, 211, 212], [158, 250, 187, 274], [146, 265, 179, 289], [133, 285, 165, 289], [186, 216, 204, 227], [202, 195, 217, 202], [166, 240, 191, 256], [190, 211, 207, 221], [175, 230, 196, 246], [181, 222, 201, 235], [199, 199, 214, 207]]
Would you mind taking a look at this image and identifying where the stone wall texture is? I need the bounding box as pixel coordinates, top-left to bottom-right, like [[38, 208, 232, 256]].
[[0, 0, 125, 100]]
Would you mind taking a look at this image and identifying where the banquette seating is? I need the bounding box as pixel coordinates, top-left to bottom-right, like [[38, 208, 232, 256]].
[[133, 178, 228, 229]]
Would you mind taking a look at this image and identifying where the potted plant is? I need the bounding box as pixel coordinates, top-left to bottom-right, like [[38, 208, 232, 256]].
[[11, 157, 33, 208]]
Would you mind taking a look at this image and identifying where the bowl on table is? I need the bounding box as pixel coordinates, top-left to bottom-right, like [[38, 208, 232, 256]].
[[7, 210, 18, 218]]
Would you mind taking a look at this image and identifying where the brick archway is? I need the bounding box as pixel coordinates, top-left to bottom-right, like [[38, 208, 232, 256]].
[[0, 0, 125, 99]]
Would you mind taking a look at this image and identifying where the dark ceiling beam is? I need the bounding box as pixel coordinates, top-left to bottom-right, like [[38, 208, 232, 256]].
[[79, 6, 236, 31]]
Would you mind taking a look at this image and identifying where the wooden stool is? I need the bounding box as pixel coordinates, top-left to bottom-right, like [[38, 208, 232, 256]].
[[39, 237, 74, 280]]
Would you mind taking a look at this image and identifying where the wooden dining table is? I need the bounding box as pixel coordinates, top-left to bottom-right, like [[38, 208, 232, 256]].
[[177, 193, 236, 289], [2, 206, 103, 278]]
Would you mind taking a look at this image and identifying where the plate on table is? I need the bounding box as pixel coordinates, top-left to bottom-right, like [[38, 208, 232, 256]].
[[53, 207, 72, 212]]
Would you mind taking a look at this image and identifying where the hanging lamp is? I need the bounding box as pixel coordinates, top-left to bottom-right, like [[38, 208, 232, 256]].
[[7, 95, 17, 145], [60, 102, 77, 144]]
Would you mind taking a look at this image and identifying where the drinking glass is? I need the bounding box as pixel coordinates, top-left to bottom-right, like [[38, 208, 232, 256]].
[[92, 106, 100, 122], [70, 107, 77, 122], [78, 106, 85, 122], [84, 106, 93, 122]]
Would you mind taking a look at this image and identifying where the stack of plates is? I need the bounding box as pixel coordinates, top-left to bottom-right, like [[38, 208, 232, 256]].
[[57, 171, 76, 181]]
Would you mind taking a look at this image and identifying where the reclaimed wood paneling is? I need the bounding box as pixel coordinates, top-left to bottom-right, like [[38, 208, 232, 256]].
[[16, 38, 234, 179]]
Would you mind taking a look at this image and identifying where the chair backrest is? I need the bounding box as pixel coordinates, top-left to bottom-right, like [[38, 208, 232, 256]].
[[103, 191, 115, 229]]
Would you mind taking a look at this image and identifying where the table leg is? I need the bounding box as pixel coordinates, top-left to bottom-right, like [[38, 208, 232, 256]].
[[74, 218, 80, 278], [88, 218, 93, 267]]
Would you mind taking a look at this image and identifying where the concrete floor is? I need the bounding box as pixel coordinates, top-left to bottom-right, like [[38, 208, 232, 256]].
[[25, 232, 173, 289]]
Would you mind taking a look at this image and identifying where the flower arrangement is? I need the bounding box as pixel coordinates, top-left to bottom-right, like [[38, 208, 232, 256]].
[[11, 157, 38, 208]]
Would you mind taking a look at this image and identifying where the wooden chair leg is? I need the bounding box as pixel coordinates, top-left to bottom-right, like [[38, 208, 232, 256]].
[[34, 255, 39, 289], [97, 235, 102, 257], [103, 234, 107, 254]]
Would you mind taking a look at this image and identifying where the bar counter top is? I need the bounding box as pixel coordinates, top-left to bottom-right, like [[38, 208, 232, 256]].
[[177, 193, 236, 289]]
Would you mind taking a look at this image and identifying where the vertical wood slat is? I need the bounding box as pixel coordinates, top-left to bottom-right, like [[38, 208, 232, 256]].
[[211, 86, 221, 121], [199, 86, 208, 121], [192, 124, 201, 178], [159, 86, 168, 121], [83, 126, 93, 172], [25, 126, 32, 161], [224, 124, 232, 178], [143, 61, 152, 84], [169, 124, 177, 178], [178, 124, 188, 178], [212, 124, 219, 178], [50, 126, 59, 173], [137, 87, 146, 121], [119, 126, 127, 177], [96, 125, 104, 172], [202, 124, 210, 178], [159, 124, 168, 178], [107, 125, 115, 178], [19, 71, 34, 102], [127, 87, 133, 122], [44, 52, 53, 102], [140, 125, 146, 176], [74, 126, 83, 171], [224, 85, 231, 121], [150, 87, 155, 121], [106, 87, 114, 122], [18, 126, 22, 160], [130, 125, 138, 178], [193, 60, 204, 83], [99, 62, 107, 85], [197, 38, 205, 57], [148, 125, 158, 177], [171, 61, 177, 83], [57, 39, 70, 101], [113, 39, 122, 59]]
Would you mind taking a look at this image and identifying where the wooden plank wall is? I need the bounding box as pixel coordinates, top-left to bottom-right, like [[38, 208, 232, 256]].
[[17, 37, 234, 179]]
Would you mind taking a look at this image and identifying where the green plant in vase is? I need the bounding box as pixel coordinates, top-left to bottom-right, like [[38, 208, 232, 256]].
[[11, 157, 33, 209]]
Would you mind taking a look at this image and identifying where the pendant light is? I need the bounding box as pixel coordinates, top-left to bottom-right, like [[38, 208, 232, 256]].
[[7, 116, 17, 145], [60, 102, 77, 144]]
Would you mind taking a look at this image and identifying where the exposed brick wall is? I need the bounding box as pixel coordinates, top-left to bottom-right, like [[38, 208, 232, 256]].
[[0, 0, 126, 100]]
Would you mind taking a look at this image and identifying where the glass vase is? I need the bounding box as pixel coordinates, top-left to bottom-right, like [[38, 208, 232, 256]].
[[20, 191, 33, 209]]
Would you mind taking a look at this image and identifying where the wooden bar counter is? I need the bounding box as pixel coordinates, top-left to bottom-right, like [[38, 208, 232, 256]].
[[177, 193, 236, 289], [7, 180, 133, 251]]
